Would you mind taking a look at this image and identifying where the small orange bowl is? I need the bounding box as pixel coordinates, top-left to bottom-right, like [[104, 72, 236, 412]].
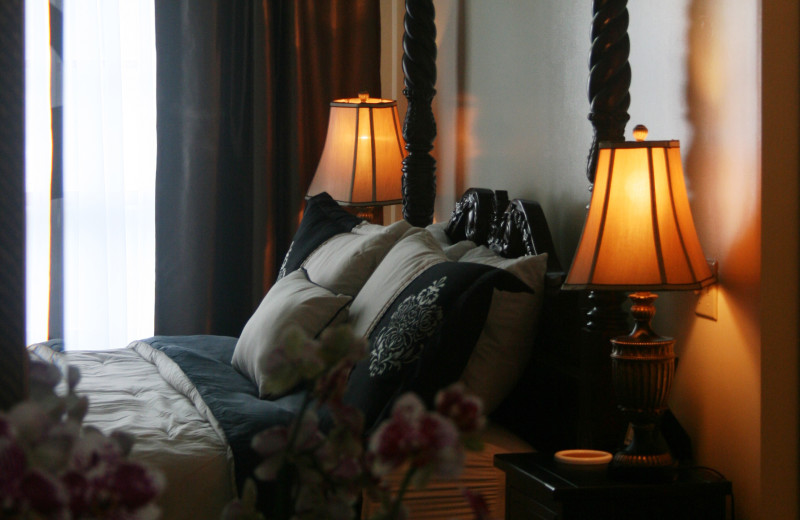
[[554, 449, 613, 466]]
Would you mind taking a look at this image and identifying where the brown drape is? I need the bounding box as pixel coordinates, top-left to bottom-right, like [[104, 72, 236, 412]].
[[154, 1, 381, 337]]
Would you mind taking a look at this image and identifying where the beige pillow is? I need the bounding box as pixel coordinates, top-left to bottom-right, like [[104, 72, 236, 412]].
[[458, 246, 548, 412], [232, 269, 351, 398], [426, 221, 477, 260], [348, 230, 447, 338], [302, 219, 412, 297]]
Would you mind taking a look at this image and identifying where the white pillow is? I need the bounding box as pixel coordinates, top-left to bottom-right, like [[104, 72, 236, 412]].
[[302, 219, 412, 297], [457, 246, 548, 412], [232, 269, 352, 398], [426, 221, 477, 260], [348, 230, 447, 338]]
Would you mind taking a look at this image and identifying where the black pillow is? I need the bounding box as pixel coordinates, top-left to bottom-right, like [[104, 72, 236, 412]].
[[277, 192, 362, 279], [343, 261, 531, 433]]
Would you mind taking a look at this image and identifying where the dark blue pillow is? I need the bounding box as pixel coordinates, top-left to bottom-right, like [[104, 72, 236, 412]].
[[277, 192, 362, 279], [343, 261, 531, 432]]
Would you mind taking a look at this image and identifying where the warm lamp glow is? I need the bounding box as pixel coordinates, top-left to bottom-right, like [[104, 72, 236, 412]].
[[564, 127, 715, 474], [564, 135, 713, 291], [307, 94, 406, 206]]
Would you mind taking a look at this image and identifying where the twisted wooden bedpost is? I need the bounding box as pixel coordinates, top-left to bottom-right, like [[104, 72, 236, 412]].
[[578, 0, 632, 449], [401, 0, 437, 227], [0, 0, 29, 410], [586, 0, 631, 184]]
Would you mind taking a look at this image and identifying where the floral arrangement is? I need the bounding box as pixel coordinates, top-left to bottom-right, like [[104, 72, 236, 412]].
[[222, 325, 491, 520], [0, 361, 164, 520]]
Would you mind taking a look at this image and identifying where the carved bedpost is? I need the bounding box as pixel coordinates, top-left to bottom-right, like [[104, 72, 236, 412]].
[[578, 0, 632, 449], [586, 0, 631, 184], [401, 0, 437, 227], [0, 0, 29, 410]]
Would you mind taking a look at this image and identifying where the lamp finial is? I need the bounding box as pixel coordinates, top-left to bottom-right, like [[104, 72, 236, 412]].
[[633, 124, 648, 141]]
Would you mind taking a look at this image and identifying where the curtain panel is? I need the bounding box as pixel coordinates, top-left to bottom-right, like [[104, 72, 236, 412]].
[[154, 1, 381, 337]]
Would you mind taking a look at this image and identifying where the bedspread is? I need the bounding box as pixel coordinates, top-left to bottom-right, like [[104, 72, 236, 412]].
[[28, 339, 237, 520]]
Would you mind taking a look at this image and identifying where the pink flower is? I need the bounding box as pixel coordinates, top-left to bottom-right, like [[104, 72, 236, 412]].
[[109, 461, 165, 509], [367, 393, 465, 480], [262, 328, 325, 395], [368, 415, 418, 476], [61, 470, 90, 517], [317, 325, 368, 367], [18, 468, 69, 518], [416, 413, 463, 478], [435, 383, 485, 435], [314, 360, 351, 405], [69, 427, 123, 472], [251, 426, 289, 480]]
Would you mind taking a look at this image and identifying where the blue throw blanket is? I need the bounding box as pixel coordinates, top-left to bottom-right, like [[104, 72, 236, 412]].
[[143, 335, 307, 495]]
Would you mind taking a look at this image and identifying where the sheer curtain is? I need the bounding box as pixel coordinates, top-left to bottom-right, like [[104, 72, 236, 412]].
[[61, 1, 156, 350], [25, 0, 53, 346]]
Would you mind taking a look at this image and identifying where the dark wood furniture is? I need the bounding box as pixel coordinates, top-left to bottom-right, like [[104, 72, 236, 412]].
[[494, 452, 732, 520]]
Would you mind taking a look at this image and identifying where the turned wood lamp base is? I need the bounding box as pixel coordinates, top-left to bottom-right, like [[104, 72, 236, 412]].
[[610, 291, 677, 477]]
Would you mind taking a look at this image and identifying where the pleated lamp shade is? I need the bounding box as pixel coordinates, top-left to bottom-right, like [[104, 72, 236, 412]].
[[564, 127, 714, 291], [307, 93, 405, 206]]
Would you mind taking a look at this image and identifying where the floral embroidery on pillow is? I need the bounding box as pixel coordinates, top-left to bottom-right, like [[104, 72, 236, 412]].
[[369, 276, 446, 376]]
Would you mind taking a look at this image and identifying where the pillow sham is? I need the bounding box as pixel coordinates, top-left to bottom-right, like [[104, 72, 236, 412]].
[[347, 230, 446, 338], [344, 260, 531, 432], [232, 268, 352, 399], [457, 246, 548, 412], [277, 192, 363, 280], [302, 219, 413, 297]]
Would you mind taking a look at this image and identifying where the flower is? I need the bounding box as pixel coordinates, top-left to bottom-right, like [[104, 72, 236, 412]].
[[435, 383, 486, 443], [0, 360, 164, 520], [367, 393, 464, 484]]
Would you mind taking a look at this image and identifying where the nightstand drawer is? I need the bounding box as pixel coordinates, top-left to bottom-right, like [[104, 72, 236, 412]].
[[505, 484, 558, 520], [495, 452, 732, 520]]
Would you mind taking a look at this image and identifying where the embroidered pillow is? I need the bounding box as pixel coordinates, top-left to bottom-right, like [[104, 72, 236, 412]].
[[344, 261, 531, 432], [277, 192, 363, 279], [458, 246, 548, 412], [302, 219, 413, 297], [232, 268, 352, 398], [347, 230, 444, 338]]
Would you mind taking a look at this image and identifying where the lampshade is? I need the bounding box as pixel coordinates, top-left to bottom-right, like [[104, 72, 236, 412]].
[[564, 128, 714, 291], [307, 93, 406, 206]]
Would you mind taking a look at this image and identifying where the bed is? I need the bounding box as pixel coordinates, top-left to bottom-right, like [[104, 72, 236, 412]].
[[23, 1, 633, 519]]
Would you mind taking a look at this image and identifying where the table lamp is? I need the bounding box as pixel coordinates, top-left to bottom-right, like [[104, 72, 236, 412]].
[[307, 92, 405, 223], [563, 125, 715, 473]]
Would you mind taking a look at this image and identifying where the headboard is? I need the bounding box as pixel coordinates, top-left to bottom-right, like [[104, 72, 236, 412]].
[[441, 188, 625, 452]]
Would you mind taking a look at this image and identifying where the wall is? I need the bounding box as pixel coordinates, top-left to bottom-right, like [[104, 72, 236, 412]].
[[380, 1, 799, 518]]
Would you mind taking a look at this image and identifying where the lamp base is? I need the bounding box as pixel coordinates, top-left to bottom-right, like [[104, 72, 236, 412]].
[[611, 421, 675, 474], [610, 292, 677, 477], [340, 205, 384, 224]]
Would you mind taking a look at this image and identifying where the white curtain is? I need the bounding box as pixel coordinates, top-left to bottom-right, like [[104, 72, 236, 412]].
[[25, 0, 53, 347], [61, 1, 156, 350]]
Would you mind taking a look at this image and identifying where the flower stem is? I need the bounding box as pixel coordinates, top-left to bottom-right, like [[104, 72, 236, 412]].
[[388, 466, 417, 519]]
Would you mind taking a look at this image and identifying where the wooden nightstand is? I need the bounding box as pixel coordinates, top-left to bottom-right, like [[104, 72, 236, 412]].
[[494, 452, 732, 520]]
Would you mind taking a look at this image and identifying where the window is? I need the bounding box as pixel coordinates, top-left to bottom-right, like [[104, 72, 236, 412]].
[[26, 0, 156, 350]]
